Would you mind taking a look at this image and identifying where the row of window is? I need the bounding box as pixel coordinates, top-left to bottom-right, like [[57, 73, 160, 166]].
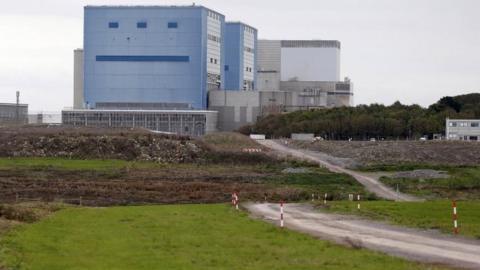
[[207, 34, 221, 43], [108, 21, 178, 29], [208, 11, 221, 21], [449, 122, 480, 128], [246, 67, 252, 72], [209, 58, 218, 64], [244, 26, 255, 34]]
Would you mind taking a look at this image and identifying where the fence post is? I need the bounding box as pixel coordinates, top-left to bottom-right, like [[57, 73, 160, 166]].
[[452, 201, 459, 235], [312, 193, 315, 202], [79, 196, 82, 206], [280, 201, 284, 228]]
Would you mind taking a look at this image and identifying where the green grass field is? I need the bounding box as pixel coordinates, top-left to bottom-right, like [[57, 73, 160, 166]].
[[322, 201, 480, 238], [358, 164, 480, 200], [0, 204, 446, 270], [0, 157, 163, 171]]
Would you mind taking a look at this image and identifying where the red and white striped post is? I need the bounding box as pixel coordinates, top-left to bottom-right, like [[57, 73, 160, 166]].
[[235, 193, 239, 210], [280, 201, 284, 228], [452, 200, 459, 234], [232, 192, 239, 210], [357, 194, 361, 210]]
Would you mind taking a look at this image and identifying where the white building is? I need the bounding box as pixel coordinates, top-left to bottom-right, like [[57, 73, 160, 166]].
[[446, 118, 480, 141]]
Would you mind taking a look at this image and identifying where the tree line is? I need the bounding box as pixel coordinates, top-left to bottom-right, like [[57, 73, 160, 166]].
[[240, 93, 480, 140]]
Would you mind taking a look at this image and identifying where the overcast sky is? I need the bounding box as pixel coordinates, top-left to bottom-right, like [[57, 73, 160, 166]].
[[0, 0, 479, 112]]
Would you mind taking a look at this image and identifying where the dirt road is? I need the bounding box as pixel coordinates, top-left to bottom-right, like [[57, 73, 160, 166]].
[[246, 203, 480, 269], [257, 140, 418, 201]]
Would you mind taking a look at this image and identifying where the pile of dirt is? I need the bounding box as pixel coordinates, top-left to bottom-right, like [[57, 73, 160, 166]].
[[0, 127, 275, 165], [291, 140, 480, 167], [0, 127, 205, 163], [393, 170, 450, 179]]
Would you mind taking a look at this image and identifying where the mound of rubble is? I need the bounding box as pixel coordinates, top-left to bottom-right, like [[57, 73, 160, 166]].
[[0, 127, 204, 163]]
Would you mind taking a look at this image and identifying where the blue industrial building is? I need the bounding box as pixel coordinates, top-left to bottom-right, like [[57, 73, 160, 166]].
[[224, 22, 257, 91], [83, 5, 226, 110]]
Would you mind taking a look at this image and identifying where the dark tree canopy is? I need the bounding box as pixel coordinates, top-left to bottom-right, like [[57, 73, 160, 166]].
[[240, 93, 480, 139]]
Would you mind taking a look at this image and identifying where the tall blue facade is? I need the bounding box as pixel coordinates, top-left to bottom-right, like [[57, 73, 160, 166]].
[[83, 6, 225, 110], [224, 22, 257, 91]]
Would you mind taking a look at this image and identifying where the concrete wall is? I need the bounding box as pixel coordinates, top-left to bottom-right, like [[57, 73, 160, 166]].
[[83, 6, 225, 110], [73, 49, 84, 109], [281, 47, 340, 82], [208, 90, 260, 131], [257, 40, 281, 91]]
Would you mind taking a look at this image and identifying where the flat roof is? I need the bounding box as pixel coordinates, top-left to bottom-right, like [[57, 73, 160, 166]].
[[0, 103, 28, 107], [447, 119, 480, 121], [226, 21, 258, 31], [84, 5, 225, 18], [62, 109, 218, 114]]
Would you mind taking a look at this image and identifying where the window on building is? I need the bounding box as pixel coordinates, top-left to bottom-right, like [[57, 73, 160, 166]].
[[471, 122, 479, 127], [109, 22, 119, 28], [137, 22, 147, 28], [214, 59, 218, 64], [210, 58, 213, 63], [168, 22, 178, 28], [449, 122, 457, 127], [224, 65, 229, 71]]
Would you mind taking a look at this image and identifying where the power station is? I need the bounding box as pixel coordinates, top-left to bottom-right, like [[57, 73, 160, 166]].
[[65, 5, 354, 135]]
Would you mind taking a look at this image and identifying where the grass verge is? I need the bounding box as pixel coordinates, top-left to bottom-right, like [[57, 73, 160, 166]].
[[1, 204, 446, 270], [321, 200, 480, 239]]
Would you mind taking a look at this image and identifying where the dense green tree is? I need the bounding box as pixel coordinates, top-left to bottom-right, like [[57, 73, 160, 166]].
[[242, 93, 480, 139]]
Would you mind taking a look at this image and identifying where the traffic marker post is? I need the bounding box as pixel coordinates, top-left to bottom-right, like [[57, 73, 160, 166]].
[[232, 192, 239, 210], [357, 194, 361, 210], [312, 193, 315, 202], [280, 201, 284, 228], [324, 193, 327, 205], [452, 201, 459, 234], [235, 193, 239, 210]]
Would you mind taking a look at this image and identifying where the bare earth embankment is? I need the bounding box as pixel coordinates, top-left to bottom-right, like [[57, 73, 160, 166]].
[[291, 140, 480, 168]]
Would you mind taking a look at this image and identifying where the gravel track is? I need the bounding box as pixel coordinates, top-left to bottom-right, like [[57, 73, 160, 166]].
[[257, 140, 419, 201], [246, 203, 480, 269]]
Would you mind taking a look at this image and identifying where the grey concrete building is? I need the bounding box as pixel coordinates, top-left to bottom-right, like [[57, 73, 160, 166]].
[[62, 109, 218, 136], [208, 39, 354, 131], [209, 90, 333, 131], [256, 39, 353, 107], [73, 49, 84, 109], [0, 103, 28, 126], [446, 118, 480, 141]]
